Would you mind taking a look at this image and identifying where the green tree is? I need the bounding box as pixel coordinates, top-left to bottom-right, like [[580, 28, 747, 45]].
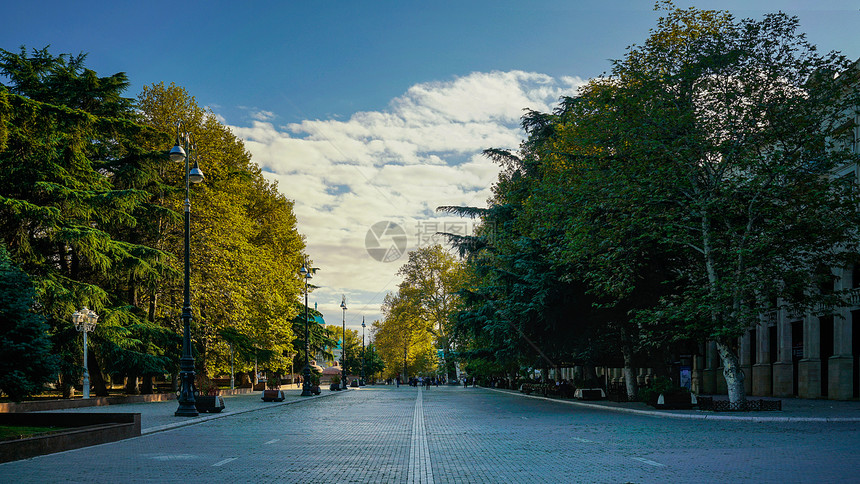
[[361, 340, 386, 382], [136, 82, 306, 387], [0, 248, 58, 400], [395, 245, 464, 378], [546, 4, 860, 403], [374, 292, 436, 379], [0, 47, 172, 397]]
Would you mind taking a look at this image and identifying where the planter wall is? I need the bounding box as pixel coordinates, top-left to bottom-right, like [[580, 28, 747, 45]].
[[194, 395, 225, 413], [0, 412, 140, 463]]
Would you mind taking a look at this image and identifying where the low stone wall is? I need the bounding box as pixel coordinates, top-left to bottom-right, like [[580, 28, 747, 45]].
[[0, 412, 141, 463], [0, 393, 176, 413]]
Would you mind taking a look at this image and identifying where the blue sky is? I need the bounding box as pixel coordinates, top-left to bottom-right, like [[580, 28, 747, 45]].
[[3, 1, 860, 333]]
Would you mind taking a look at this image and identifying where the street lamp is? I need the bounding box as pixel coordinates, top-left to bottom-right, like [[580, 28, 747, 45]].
[[72, 307, 99, 399], [340, 296, 347, 389], [300, 265, 313, 396], [170, 124, 204, 417], [361, 317, 366, 386]]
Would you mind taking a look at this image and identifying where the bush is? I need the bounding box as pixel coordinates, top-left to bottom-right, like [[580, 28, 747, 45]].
[[638, 376, 687, 404]]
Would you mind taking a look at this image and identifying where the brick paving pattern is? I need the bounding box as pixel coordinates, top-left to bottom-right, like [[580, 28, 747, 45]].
[[2, 385, 859, 483]]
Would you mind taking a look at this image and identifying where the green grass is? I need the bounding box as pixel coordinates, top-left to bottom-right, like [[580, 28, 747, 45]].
[[0, 425, 71, 441]]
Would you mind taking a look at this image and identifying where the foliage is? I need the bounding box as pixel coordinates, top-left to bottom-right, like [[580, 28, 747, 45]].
[[374, 292, 436, 378], [136, 82, 306, 381], [638, 376, 688, 404], [444, 3, 860, 406], [0, 46, 174, 395], [0, 47, 308, 397], [562, 4, 860, 404], [0, 248, 58, 400]]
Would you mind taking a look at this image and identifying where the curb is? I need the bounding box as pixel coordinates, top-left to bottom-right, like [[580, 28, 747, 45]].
[[142, 389, 346, 435], [485, 388, 860, 423]]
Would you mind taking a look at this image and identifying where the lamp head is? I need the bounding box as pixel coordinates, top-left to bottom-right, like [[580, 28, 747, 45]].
[[169, 144, 186, 163], [188, 165, 204, 184]]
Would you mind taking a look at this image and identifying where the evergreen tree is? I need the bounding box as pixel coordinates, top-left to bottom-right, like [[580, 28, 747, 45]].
[[0, 47, 172, 396], [0, 247, 58, 401]]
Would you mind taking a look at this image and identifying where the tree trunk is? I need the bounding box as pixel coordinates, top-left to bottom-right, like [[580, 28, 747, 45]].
[[125, 371, 140, 395], [140, 375, 154, 394], [60, 372, 73, 399], [87, 349, 108, 397], [583, 364, 599, 387], [619, 325, 638, 400], [716, 340, 746, 404]]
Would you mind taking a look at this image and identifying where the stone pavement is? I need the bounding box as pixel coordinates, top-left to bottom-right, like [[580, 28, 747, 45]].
[[36, 386, 343, 434], [4, 385, 859, 483], [489, 387, 860, 422]]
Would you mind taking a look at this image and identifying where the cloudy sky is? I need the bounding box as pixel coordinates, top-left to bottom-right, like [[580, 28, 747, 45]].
[[3, 1, 859, 333]]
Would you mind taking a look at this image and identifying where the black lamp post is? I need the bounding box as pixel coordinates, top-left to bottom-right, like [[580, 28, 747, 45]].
[[340, 296, 347, 389], [360, 317, 366, 386], [300, 265, 313, 396], [171, 124, 204, 417]]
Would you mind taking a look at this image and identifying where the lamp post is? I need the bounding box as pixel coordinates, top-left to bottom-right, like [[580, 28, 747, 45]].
[[361, 317, 366, 386], [340, 296, 347, 389], [72, 307, 99, 399], [170, 124, 204, 417], [300, 265, 313, 396]]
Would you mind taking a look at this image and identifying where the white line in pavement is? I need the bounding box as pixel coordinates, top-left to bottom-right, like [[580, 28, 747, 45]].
[[212, 457, 238, 467], [265, 439, 279, 444], [632, 457, 665, 467], [408, 387, 435, 484]]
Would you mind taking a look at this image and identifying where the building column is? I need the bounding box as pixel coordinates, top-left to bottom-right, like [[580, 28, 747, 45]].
[[752, 316, 773, 396], [830, 267, 854, 400], [773, 306, 794, 396], [798, 315, 822, 398], [692, 354, 704, 395], [740, 331, 753, 395], [702, 341, 718, 394]]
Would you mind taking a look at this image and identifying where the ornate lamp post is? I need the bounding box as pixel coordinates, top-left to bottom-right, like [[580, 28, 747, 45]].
[[300, 265, 313, 396], [361, 317, 366, 386], [72, 307, 99, 399], [340, 296, 347, 389], [170, 124, 204, 417]]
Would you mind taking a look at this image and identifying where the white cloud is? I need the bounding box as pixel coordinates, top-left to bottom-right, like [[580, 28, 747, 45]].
[[226, 70, 585, 331], [252, 110, 276, 121]]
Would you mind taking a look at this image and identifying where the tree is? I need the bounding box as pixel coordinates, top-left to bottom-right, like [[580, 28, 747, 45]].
[[395, 245, 464, 378], [361, 340, 386, 382], [0, 47, 172, 396], [547, 4, 860, 403], [136, 82, 306, 387], [374, 292, 436, 379], [0, 247, 58, 400]]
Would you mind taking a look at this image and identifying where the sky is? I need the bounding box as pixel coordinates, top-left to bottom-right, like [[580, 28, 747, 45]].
[[3, 1, 860, 337]]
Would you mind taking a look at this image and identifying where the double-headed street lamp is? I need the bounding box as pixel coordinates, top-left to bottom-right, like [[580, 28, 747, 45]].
[[340, 296, 347, 389], [300, 265, 313, 396], [361, 316, 366, 386], [170, 124, 204, 417], [72, 307, 99, 399]]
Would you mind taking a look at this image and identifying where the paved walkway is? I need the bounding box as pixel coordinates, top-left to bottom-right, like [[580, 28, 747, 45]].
[[8, 386, 859, 482], [490, 388, 860, 422], [37, 387, 344, 434]]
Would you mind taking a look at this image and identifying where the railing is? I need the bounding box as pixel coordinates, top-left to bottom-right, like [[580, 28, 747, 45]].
[[696, 396, 782, 411], [849, 287, 860, 307]]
